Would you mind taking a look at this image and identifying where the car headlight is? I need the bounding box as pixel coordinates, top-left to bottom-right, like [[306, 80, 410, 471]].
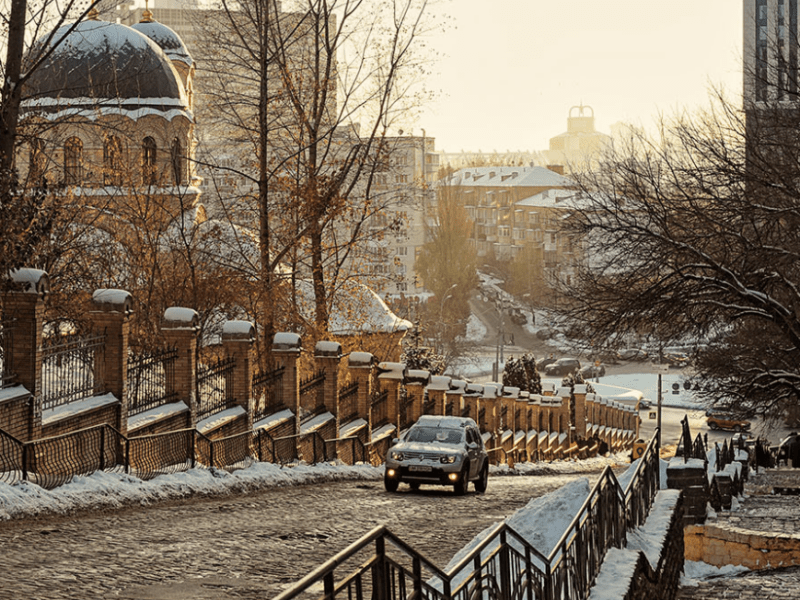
[[389, 451, 404, 461], [440, 454, 458, 464]]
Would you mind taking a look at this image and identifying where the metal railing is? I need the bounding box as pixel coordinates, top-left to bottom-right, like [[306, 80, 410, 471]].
[[678, 414, 707, 462], [0, 321, 14, 388], [299, 369, 326, 417], [41, 332, 106, 411], [196, 356, 236, 421], [276, 429, 662, 600], [127, 346, 178, 416], [252, 365, 285, 422], [338, 381, 359, 423]]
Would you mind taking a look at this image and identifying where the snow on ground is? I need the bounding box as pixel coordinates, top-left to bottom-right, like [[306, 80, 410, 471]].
[[0, 452, 631, 522], [680, 560, 750, 586], [459, 314, 488, 343]]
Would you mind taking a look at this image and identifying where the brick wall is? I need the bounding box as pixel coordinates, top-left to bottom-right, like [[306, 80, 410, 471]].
[[42, 403, 120, 438], [128, 411, 192, 438], [0, 393, 31, 440]]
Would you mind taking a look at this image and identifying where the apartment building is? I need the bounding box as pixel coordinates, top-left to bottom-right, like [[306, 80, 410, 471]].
[[744, 0, 799, 105]]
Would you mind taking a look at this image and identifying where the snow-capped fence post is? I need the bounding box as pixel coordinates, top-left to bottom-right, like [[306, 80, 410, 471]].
[[426, 375, 451, 416], [2, 268, 49, 440], [404, 369, 430, 424], [314, 341, 342, 423], [572, 383, 588, 440], [161, 307, 199, 426], [446, 379, 467, 417], [91, 289, 133, 436], [348, 352, 374, 437], [272, 333, 302, 436], [221, 321, 255, 429]]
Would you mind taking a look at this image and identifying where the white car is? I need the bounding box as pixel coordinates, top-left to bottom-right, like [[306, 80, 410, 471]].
[[384, 415, 489, 495]]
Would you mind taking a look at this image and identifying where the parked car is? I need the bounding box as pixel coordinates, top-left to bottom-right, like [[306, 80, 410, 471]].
[[509, 308, 527, 326], [544, 358, 582, 377], [617, 348, 648, 361], [706, 412, 752, 432], [536, 356, 557, 371], [384, 415, 489, 494], [637, 398, 652, 410], [580, 363, 606, 379], [663, 351, 691, 368]]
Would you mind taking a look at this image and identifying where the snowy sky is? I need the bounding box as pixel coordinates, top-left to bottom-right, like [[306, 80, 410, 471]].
[[418, 0, 743, 152]]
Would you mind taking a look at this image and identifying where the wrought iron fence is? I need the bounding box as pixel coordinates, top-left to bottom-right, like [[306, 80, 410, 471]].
[[0, 321, 14, 388], [325, 436, 368, 465], [196, 356, 236, 421], [338, 381, 359, 423], [299, 369, 326, 417], [715, 439, 735, 472], [128, 428, 196, 480], [270, 431, 330, 464], [0, 428, 24, 484], [127, 346, 178, 416], [41, 332, 106, 411], [252, 365, 285, 422], [423, 392, 435, 415], [371, 389, 390, 429], [678, 414, 708, 462], [276, 430, 663, 600]]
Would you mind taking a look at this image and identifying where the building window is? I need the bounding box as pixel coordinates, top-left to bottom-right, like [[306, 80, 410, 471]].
[[64, 137, 83, 185], [171, 138, 184, 185], [396, 282, 407, 292], [142, 136, 157, 186], [395, 174, 409, 184], [29, 139, 46, 187], [396, 246, 408, 256], [103, 135, 123, 186]]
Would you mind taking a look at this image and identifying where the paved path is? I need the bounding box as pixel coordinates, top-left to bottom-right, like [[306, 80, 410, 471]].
[[676, 467, 800, 599], [0, 471, 599, 599]]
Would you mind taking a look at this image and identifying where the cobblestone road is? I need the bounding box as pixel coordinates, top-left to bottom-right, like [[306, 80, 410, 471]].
[[677, 566, 800, 599], [0, 472, 598, 599]]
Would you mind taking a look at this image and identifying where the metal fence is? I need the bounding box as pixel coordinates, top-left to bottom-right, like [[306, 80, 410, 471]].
[[299, 369, 326, 417], [338, 381, 359, 423], [252, 366, 285, 422], [275, 430, 663, 600], [196, 356, 236, 421], [0, 321, 13, 388], [127, 347, 178, 416], [41, 332, 106, 411], [372, 389, 389, 429]]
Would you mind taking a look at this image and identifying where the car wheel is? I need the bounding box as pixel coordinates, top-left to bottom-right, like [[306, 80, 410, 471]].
[[734, 425, 742, 432], [709, 422, 719, 430], [453, 465, 469, 496], [474, 462, 488, 493], [384, 476, 399, 493], [409, 482, 420, 491]]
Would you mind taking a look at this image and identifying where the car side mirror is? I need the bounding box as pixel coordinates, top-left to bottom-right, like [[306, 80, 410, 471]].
[[391, 438, 400, 446]]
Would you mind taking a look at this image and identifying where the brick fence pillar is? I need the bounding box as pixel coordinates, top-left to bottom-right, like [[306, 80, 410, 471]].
[[91, 289, 133, 435], [315, 341, 342, 423], [222, 321, 255, 429], [3, 269, 49, 440], [161, 307, 199, 426], [573, 384, 587, 439], [272, 333, 302, 435], [405, 369, 430, 423], [427, 375, 451, 415], [348, 352, 374, 435]]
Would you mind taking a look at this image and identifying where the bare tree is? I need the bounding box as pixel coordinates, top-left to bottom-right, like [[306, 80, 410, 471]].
[[195, 0, 435, 347], [561, 89, 800, 424]]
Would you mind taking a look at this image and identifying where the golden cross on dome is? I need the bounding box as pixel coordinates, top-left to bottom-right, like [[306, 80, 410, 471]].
[[87, 0, 99, 20], [141, 0, 154, 22]]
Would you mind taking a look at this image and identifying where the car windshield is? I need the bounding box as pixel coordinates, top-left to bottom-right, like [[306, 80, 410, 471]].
[[406, 427, 464, 445]]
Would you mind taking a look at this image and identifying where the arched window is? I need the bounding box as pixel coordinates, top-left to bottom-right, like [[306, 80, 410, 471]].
[[171, 137, 184, 185], [142, 136, 157, 186], [29, 139, 46, 187], [103, 135, 123, 186], [64, 137, 83, 185]]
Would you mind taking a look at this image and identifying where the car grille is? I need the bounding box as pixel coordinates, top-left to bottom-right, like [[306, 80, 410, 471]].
[[403, 452, 442, 461]]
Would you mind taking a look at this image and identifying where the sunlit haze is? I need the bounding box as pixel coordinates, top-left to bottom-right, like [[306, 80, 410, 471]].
[[420, 0, 743, 153]]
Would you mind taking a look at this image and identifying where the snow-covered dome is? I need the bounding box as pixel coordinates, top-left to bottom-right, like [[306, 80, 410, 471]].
[[131, 16, 193, 67], [23, 17, 187, 113]]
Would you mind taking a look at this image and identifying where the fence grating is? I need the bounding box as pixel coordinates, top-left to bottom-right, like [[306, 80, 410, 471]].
[[127, 346, 179, 416], [252, 366, 285, 422], [196, 356, 236, 421], [41, 332, 106, 411]]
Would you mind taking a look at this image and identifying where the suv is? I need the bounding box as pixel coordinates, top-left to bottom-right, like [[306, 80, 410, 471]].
[[706, 412, 751, 432], [544, 358, 581, 377], [384, 415, 489, 495]]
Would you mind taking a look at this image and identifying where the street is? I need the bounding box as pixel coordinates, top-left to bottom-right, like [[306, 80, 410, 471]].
[[0, 471, 613, 600]]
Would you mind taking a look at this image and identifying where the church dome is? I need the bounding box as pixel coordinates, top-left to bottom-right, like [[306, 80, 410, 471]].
[[131, 19, 193, 67], [23, 18, 188, 113]]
